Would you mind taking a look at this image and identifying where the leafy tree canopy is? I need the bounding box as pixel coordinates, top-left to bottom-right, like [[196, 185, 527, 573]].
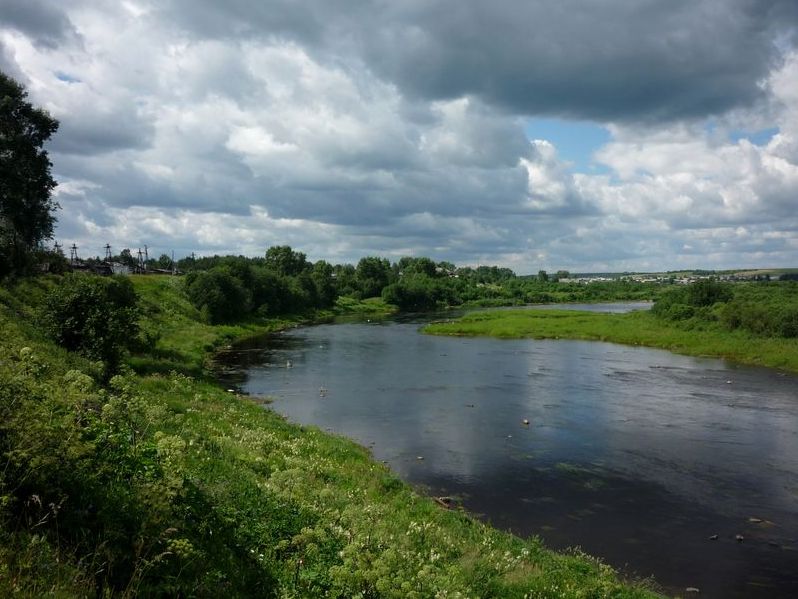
[[41, 274, 140, 376], [356, 256, 392, 298], [0, 71, 59, 277], [264, 245, 309, 277]]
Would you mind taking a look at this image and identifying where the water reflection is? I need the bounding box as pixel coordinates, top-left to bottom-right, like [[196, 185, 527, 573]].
[[217, 309, 798, 598]]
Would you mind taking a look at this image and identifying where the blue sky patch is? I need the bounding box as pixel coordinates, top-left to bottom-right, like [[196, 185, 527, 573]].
[[525, 118, 611, 174], [55, 71, 81, 84], [730, 127, 779, 146]]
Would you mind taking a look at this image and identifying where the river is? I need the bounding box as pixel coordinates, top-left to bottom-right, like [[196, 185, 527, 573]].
[[215, 304, 798, 598]]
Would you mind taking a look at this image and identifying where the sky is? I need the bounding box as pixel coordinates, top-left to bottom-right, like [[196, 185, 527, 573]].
[[1, 0, 797, 273]]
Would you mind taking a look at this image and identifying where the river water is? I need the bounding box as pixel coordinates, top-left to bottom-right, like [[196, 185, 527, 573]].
[[216, 305, 798, 597]]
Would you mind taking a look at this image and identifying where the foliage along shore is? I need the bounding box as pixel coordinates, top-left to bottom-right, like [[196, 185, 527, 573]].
[[424, 282, 798, 374], [0, 274, 660, 598]]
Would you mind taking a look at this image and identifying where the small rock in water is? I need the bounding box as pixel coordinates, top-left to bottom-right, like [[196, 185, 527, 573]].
[[736, 534, 745, 543], [685, 587, 700, 594], [708, 534, 718, 541]]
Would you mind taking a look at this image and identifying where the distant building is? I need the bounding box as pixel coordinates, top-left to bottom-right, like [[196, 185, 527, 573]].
[[111, 262, 131, 275]]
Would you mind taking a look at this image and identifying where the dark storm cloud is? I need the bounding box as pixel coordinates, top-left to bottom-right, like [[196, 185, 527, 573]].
[[0, 0, 77, 48], [360, 0, 798, 122], [157, 0, 327, 45], [51, 112, 155, 156], [162, 0, 797, 123]]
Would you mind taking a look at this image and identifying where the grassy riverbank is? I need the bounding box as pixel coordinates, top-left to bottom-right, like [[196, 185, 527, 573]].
[[424, 308, 798, 373], [0, 275, 659, 597]]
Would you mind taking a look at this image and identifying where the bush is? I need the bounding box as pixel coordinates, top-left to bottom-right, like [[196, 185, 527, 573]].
[[721, 300, 798, 338], [653, 280, 732, 320], [41, 274, 139, 375], [686, 279, 732, 307], [779, 307, 798, 338], [184, 269, 251, 323], [382, 275, 456, 311]]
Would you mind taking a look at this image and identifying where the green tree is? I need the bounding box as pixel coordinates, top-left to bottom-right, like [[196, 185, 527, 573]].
[[117, 249, 138, 268], [250, 266, 289, 315], [396, 256, 437, 278], [333, 263, 358, 296], [41, 274, 140, 375], [311, 260, 336, 307], [437, 261, 456, 277], [538, 270, 549, 282], [382, 274, 443, 311], [264, 245, 309, 277], [356, 256, 392, 298], [156, 253, 172, 270], [184, 269, 252, 324], [687, 279, 732, 307], [0, 71, 59, 277]]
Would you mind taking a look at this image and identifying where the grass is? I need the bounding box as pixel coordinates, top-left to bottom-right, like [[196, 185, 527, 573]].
[[334, 295, 397, 315], [424, 308, 798, 373], [128, 275, 318, 377], [0, 275, 662, 597]]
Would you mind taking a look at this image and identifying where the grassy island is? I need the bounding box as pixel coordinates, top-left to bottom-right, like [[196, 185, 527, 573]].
[[424, 294, 798, 374], [0, 275, 659, 597]]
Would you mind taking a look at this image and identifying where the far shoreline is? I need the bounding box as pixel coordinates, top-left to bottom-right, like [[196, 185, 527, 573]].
[[423, 308, 798, 374]]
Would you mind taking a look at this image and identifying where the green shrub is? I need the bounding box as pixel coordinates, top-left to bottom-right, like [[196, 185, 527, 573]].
[[721, 300, 798, 338], [184, 269, 251, 323], [686, 279, 732, 306], [779, 307, 798, 338], [653, 280, 732, 321], [382, 275, 445, 311], [41, 273, 139, 375]]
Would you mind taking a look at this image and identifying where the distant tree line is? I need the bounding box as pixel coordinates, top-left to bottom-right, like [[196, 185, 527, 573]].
[[174, 246, 659, 322]]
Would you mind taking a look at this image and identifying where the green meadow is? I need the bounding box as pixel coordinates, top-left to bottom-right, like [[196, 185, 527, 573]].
[[424, 308, 798, 373]]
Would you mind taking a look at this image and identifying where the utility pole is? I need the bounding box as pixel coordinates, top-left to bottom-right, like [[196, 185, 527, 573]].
[[137, 248, 144, 273]]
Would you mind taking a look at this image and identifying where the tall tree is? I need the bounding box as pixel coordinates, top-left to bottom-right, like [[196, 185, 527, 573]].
[[264, 245, 309, 277], [356, 256, 392, 298], [0, 71, 59, 276]]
